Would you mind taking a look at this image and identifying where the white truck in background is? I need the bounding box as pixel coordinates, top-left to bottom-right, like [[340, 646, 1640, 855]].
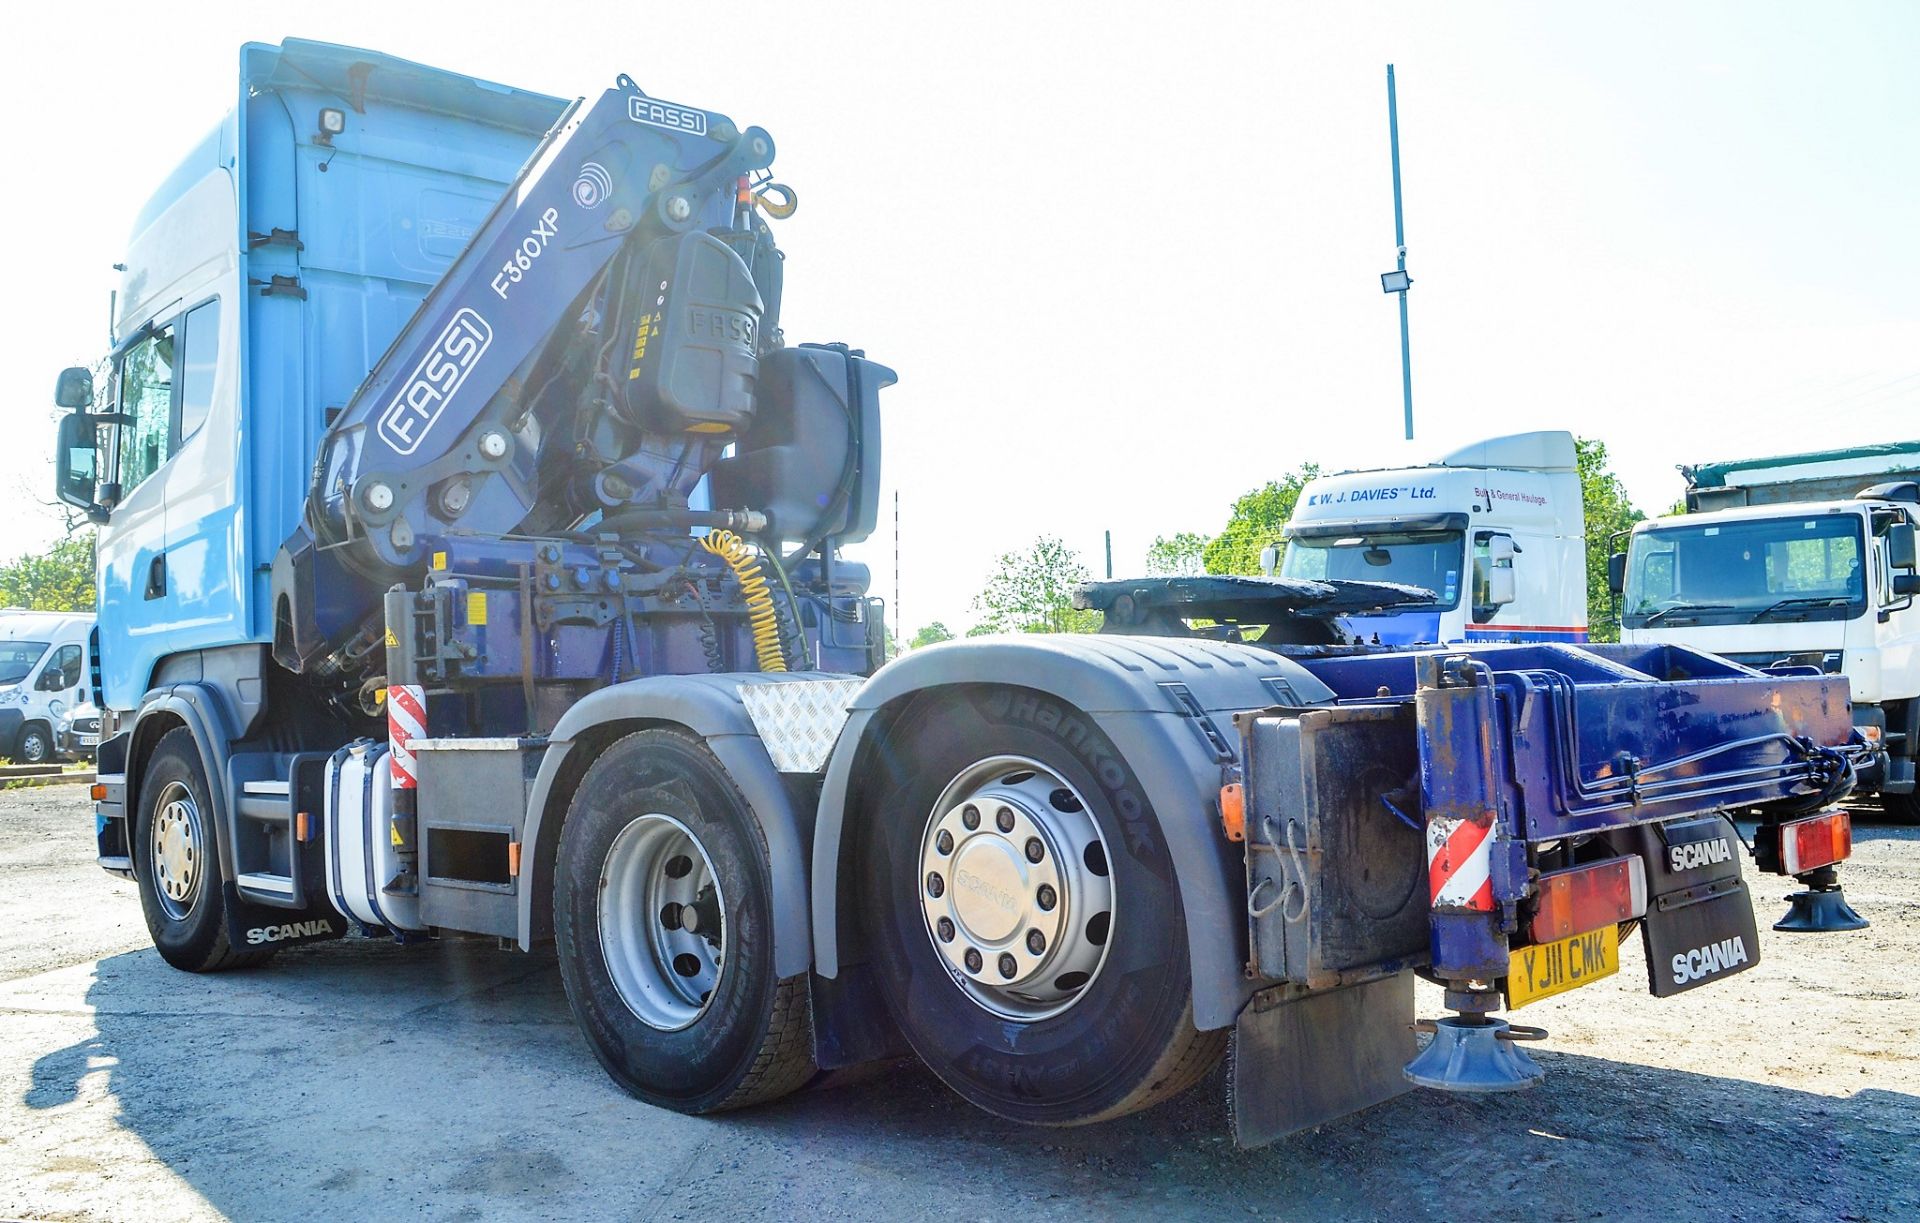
[[1277, 430, 1589, 646], [1612, 442, 1920, 821]]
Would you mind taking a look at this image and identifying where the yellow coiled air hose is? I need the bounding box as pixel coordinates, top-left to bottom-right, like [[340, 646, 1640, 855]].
[[700, 530, 787, 672]]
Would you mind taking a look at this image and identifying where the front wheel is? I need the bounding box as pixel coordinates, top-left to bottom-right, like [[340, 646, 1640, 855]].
[[553, 729, 814, 1113], [856, 688, 1224, 1126], [16, 722, 51, 765], [133, 728, 272, 971]]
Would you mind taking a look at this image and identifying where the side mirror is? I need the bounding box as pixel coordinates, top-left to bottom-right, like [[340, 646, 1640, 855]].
[[1486, 566, 1517, 607], [54, 366, 93, 409], [35, 667, 65, 692], [1487, 534, 1517, 564], [1889, 522, 1917, 571], [1607, 552, 1627, 596], [54, 413, 106, 521], [1895, 573, 1920, 597]]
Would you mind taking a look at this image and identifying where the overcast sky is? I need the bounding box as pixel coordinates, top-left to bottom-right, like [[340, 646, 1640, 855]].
[[5, 1, 1917, 634]]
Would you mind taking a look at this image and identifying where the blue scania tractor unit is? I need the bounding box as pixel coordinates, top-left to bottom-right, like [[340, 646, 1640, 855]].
[[51, 40, 1873, 1145]]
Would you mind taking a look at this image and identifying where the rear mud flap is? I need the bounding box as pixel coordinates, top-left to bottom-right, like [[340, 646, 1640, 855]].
[[1602, 813, 1762, 998], [1228, 970, 1416, 1148], [1642, 879, 1761, 996]]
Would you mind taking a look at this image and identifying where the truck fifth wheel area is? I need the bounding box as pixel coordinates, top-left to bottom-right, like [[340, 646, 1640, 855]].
[[53, 40, 1876, 1145]]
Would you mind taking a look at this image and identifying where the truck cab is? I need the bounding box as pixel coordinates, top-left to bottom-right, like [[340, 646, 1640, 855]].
[[1278, 430, 1587, 645], [1619, 484, 1920, 818], [50, 42, 566, 713]]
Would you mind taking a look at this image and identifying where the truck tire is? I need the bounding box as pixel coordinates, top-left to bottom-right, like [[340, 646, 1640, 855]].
[[133, 728, 273, 971], [1882, 790, 1920, 825], [855, 688, 1225, 1126], [15, 721, 51, 765], [553, 728, 814, 1113]]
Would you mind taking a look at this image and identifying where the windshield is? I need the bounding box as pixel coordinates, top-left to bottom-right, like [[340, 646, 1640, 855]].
[[1623, 514, 1866, 627], [1280, 531, 1461, 608], [0, 641, 50, 686]]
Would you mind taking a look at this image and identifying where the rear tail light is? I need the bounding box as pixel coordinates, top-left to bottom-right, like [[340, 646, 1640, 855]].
[[1779, 810, 1851, 876], [1526, 854, 1647, 944]]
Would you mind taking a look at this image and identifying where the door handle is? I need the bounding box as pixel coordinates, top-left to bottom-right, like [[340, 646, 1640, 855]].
[[144, 552, 167, 600]]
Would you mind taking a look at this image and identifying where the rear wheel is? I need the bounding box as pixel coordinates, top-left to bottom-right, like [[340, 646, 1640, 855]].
[[553, 729, 813, 1113], [856, 688, 1224, 1126], [1882, 788, 1920, 825], [133, 728, 271, 971]]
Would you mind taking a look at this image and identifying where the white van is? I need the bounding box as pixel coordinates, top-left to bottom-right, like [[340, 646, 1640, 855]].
[[0, 612, 96, 763]]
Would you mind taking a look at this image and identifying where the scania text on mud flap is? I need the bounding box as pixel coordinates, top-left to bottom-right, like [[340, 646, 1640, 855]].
[[58, 41, 1874, 1150]]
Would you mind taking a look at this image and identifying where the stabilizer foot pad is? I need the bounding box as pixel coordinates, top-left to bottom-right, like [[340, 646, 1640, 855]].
[[1404, 1016, 1544, 1093], [1774, 887, 1868, 932]]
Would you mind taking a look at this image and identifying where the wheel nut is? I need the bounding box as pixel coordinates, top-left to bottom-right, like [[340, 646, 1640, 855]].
[[1026, 929, 1046, 955], [998, 953, 1017, 979], [962, 805, 980, 830], [1025, 837, 1044, 863], [935, 830, 953, 855], [926, 872, 945, 898], [1036, 884, 1057, 911], [996, 807, 1015, 833], [937, 917, 955, 942], [964, 948, 983, 973]]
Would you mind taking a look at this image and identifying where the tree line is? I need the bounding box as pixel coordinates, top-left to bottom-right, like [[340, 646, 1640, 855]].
[[916, 436, 1643, 647]]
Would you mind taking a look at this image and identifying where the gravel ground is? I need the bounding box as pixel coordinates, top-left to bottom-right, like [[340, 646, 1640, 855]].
[[0, 784, 1914, 1221]]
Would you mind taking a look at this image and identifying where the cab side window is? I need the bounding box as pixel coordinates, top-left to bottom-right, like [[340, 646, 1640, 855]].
[[178, 299, 220, 440], [39, 644, 82, 691], [111, 298, 220, 494]]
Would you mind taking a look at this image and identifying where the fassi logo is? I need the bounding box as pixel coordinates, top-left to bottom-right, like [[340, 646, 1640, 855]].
[[627, 96, 708, 136], [376, 309, 493, 456]]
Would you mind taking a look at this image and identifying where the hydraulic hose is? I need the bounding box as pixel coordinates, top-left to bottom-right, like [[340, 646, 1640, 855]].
[[700, 530, 786, 672]]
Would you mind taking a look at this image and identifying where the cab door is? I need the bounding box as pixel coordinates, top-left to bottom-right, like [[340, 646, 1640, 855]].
[[96, 319, 177, 706]]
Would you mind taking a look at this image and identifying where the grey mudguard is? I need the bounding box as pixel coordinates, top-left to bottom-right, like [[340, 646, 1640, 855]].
[[517, 672, 854, 977], [810, 634, 1335, 1032]]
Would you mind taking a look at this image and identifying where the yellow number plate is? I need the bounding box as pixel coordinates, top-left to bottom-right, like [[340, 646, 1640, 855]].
[[1506, 924, 1619, 1008]]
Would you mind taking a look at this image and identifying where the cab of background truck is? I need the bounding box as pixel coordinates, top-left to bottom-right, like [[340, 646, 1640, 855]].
[[48, 40, 566, 715], [1616, 490, 1920, 752], [1277, 430, 1588, 645]]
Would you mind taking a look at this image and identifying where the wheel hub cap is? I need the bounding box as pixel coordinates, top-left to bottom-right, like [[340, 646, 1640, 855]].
[[919, 756, 1114, 1021], [150, 783, 202, 920], [598, 813, 725, 1032]]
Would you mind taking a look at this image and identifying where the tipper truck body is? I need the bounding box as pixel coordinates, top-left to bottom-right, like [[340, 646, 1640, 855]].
[[51, 40, 1874, 1145]]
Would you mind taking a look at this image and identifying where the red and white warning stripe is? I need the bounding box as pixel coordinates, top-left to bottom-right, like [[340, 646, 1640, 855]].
[[1427, 814, 1495, 910], [388, 684, 426, 789]]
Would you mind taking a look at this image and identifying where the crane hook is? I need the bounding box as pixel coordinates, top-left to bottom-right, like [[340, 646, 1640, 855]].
[[753, 182, 798, 220]]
